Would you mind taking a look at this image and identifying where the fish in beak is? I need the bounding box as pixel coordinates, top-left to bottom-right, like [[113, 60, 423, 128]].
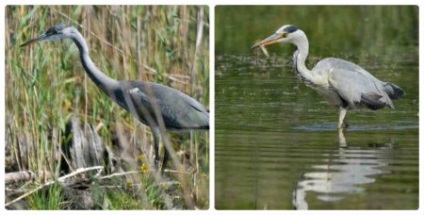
[[251, 33, 283, 49]]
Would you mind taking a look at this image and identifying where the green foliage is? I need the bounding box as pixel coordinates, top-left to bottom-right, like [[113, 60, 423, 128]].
[[28, 183, 64, 210], [215, 6, 418, 56], [6, 5, 209, 209]]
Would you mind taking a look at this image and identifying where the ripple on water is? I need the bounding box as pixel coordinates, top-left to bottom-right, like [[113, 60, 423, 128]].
[[294, 123, 418, 131]]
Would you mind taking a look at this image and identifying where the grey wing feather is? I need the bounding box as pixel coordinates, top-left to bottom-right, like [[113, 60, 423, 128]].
[[124, 81, 209, 130], [313, 58, 395, 109]]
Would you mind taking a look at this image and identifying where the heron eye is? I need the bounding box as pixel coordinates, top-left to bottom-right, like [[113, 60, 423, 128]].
[[46, 29, 57, 35], [281, 33, 288, 38]]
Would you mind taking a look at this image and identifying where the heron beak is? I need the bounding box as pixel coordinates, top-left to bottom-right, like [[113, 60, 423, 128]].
[[20, 33, 48, 47], [251, 33, 282, 49]]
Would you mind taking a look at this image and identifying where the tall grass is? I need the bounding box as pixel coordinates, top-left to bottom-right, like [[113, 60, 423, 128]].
[[5, 5, 209, 209]]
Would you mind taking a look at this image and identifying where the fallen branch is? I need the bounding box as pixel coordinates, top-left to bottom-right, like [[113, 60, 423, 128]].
[[5, 166, 103, 207], [5, 170, 35, 184], [98, 170, 138, 180]]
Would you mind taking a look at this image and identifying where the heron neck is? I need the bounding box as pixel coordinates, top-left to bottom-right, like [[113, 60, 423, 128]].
[[293, 36, 314, 82], [71, 32, 119, 94]]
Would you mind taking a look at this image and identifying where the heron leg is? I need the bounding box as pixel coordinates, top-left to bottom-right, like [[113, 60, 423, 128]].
[[161, 145, 169, 173], [338, 107, 348, 129], [151, 127, 161, 169], [338, 128, 347, 147]]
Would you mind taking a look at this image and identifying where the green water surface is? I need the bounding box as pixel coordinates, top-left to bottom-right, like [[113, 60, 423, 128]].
[[215, 6, 418, 210]]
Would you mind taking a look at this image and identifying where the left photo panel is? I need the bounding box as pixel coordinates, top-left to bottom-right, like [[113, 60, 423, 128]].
[[5, 5, 209, 209]]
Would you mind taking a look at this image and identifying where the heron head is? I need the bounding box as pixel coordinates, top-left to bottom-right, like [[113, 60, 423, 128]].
[[20, 23, 78, 47], [252, 24, 300, 49]]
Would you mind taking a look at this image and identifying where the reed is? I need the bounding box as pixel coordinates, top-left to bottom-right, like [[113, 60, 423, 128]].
[[5, 5, 209, 209]]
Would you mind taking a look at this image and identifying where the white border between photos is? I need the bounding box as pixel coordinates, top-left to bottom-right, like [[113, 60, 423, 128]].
[[0, 1, 422, 215]]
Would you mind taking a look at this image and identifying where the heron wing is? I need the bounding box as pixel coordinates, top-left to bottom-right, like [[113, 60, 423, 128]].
[[122, 81, 209, 130], [313, 58, 394, 109]]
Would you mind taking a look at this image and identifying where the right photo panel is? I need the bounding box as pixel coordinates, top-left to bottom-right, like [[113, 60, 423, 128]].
[[215, 6, 418, 210]]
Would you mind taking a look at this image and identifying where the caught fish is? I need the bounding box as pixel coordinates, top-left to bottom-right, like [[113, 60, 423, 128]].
[[260, 45, 269, 57]]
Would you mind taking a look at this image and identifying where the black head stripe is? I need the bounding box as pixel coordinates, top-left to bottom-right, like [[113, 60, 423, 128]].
[[285, 25, 298, 33], [46, 23, 68, 35]]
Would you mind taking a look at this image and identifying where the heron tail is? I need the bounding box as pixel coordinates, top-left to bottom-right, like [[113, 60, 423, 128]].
[[383, 82, 405, 100], [361, 94, 390, 110]]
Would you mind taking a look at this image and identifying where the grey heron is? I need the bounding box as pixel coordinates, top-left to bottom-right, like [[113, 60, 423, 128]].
[[21, 23, 209, 171], [252, 24, 404, 128]]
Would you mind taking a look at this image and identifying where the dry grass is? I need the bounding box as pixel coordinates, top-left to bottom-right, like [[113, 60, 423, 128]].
[[5, 5, 209, 209]]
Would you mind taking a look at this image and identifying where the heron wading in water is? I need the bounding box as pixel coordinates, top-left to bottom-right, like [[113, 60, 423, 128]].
[[21, 23, 209, 171], [252, 24, 404, 134]]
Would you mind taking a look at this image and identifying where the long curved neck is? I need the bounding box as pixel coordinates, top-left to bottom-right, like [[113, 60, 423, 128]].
[[292, 32, 314, 84], [71, 31, 119, 94]]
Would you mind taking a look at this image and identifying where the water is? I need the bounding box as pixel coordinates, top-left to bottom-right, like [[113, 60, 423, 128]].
[[215, 55, 418, 209], [215, 6, 418, 210]]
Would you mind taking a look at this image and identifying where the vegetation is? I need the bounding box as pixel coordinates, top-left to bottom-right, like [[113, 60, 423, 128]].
[[5, 5, 209, 209], [215, 6, 418, 58]]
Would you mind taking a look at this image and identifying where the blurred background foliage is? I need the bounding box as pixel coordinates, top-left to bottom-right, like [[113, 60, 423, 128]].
[[216, 6, 418, 63]]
